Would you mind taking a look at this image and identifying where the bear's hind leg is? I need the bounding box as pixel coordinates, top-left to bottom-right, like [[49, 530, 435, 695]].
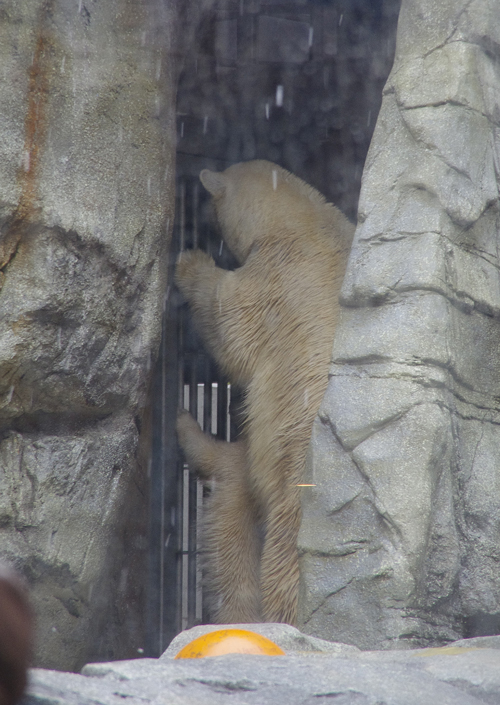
[[176, 411, 262, 623], [259, 491, 301, 625], [206, 457, 262, 623]]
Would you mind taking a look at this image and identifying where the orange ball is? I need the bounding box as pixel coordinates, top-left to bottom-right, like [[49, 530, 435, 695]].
[[174, 629, 285, 659]]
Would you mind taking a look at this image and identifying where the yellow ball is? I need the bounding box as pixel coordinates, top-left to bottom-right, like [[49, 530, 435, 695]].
[[174, 629, 285, 658]]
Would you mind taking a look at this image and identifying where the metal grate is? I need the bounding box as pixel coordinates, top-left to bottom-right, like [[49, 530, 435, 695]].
[[146, 175, 238, 655]]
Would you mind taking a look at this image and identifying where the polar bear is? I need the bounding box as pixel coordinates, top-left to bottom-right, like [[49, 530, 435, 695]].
[[175, 160, 354, 624]]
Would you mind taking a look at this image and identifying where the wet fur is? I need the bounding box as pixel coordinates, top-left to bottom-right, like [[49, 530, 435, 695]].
[[176, 412, 261, 622], [175, 160, 354, 624]]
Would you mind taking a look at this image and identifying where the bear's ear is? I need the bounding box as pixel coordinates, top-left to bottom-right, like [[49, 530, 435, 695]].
[[200, 169, 226, 197]]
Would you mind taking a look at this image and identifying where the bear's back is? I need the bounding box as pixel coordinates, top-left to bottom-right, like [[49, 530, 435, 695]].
[[218, 160, 354, 262]]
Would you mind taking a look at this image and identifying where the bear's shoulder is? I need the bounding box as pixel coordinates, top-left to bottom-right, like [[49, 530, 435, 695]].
[[230, 160, 355, 249]]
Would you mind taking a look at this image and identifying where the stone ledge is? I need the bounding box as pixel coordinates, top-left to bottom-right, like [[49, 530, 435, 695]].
[[22, 627, 500, 705]]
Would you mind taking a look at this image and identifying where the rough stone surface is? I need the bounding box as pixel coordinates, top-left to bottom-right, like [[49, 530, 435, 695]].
[[162, 623, 360, 658], [22, 632, 500, 705], [0, 0, 180, 671], [298, 0, 500, 649]]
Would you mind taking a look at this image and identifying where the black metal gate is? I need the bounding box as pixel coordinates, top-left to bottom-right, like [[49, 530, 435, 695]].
[[147, 175, 239, 655]]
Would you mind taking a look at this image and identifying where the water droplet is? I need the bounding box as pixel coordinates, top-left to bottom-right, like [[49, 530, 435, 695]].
[[272, 169, 278, 191], [308, 26, 314, 47], [339, 13, 343, 26], [265, 103, 270, 119], [276, 85, 284, 107]]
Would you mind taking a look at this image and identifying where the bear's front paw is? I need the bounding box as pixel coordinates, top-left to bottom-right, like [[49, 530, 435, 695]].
[[176, 409, 204, 450], [175, 249, 215, 295]]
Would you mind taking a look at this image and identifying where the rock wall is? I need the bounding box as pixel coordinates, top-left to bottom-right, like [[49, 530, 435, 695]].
[[298, 0, 500, 649], [0, 0, 179, 671], [27, 631, 500, 705]]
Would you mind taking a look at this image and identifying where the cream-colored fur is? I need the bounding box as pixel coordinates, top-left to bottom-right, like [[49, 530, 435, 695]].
[[175, 160, 354, 624], [176, 411, 261, 622]]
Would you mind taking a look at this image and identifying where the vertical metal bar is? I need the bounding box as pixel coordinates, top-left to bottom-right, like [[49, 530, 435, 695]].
[[226, 382, 231, 441], [186, 367, 199, 627], [181, 380, 190, 632], [181, 461, 190, 631], [158, 306, 167, 655], [196, 383, 204, 429], [195, 383, 204, 622], [188, 471, 197, 626], [175, 300, 185, 637], [217, 375, 228, 441], [189, 362, 198, 425], [187, 362, 198, 625], [195, 478, 204, 623], [179, 180, 186, 252], [203, 358, 211, 434], [179, 178, 189, 632], [211, 382, 218, 435], [193, 182, 199, 249], [184, 176, 199, 628]]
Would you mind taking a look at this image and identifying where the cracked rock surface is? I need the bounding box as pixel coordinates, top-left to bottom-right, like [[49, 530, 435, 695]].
[[297, 0, 500, 649], [0, 0, 179, 670], [23, 629, 500, 705]]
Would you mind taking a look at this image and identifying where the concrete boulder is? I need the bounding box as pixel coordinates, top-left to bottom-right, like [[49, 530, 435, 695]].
[[298, 0, 500, 649]]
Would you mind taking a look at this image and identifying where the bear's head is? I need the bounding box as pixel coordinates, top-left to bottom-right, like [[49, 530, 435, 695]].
[[200, 160, 331, 265]]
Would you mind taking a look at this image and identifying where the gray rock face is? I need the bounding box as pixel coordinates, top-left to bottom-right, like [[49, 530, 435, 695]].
[[0, 0, 179, 670], [298, 0, 500, 648], [24, 631, 500, 705], [162, 623, 360, 658]]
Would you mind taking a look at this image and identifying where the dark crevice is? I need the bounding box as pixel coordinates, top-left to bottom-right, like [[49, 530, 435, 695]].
[[345, 283, 498, 318], [329, 364, 500, 418], [421, 0, 476, 58], [464, 611, 500, 638], [318, 412, 405, 544], [400, 96, 500, 129], [303, 578, 356, 624]]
